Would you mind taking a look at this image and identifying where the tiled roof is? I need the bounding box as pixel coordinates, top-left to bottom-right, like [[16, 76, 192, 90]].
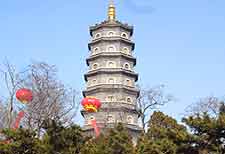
[[90, 20, 133, 36]]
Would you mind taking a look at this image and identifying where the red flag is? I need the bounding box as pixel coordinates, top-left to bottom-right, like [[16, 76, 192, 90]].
[[0, 111, 25, 144], [13, 111, 25, 130], [90, 119, 100, 137]]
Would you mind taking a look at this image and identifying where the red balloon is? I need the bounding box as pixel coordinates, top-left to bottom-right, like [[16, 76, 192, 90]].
[[16, 88, 33, 104], [81, 97, 101, 112]]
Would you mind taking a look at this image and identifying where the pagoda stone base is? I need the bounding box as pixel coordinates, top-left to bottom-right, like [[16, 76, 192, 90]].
[[82, 123, 142, 144]]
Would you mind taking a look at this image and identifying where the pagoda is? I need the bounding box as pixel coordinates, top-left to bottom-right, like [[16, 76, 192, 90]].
[[81, 0, 142, 142]]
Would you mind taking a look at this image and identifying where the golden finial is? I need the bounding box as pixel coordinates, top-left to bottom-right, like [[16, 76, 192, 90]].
[[108, 0, 116, 21]]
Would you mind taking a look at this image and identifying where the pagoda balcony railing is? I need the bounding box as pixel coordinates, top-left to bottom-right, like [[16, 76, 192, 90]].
[[91, 35, 132, 42], [81, 104, 139, 114], [100, 101, 136, 109], [87, 67, 136, 74], [89, 51, 134, 58], [84, 68, 139, 82], [83, 123, 142, 131], [85, 83, 138, 91], [88, 37, 135, 51], [87, 52, 136, 65], [87, 83, 135, 89]]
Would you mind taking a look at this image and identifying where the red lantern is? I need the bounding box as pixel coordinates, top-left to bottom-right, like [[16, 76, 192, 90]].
[[16, 88, 33, 104], [81, 97, 101, 112]]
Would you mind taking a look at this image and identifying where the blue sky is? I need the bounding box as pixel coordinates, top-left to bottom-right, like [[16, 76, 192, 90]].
[[0, 0, 225, 124]]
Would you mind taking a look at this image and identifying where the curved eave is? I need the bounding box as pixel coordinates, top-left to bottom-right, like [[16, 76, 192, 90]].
[[89, 20, 133, 36], [81, 107, 139, 116], [86, 53, 136, 66], [88, 37, 135, 51], [82, 85, 140, 97], [84, 69, 138, 82], [82, 124, 142, 132]]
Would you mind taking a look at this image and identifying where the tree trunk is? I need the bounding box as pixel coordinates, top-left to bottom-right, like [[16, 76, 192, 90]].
[[7, 98, 13, 128]]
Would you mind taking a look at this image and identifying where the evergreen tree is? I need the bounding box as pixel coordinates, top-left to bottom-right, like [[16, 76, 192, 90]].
[[80, 134, 109, 154], [0, 120, 86, 154], [183, 103, 225, 154], [137, 111, 191, 154], [106, 123, 135, 154], [41, 119, 85, 154], [81, 123, 135, 154], [0, 128, 44, 154]]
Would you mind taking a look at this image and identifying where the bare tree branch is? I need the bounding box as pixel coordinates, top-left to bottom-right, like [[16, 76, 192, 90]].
[[22, 62, 80, 136], [136, 84, 173, 131], [184, 96, 223, 117], [0, 61, 80, 133], [0, 60, 26, 128]]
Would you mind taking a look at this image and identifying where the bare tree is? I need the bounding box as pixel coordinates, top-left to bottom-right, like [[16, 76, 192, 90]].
[[0, 61, 80, 133], [23, 62, 80, 136], [136, 84, 173, 130], [185, 96, 224, 117], [0, 61, 26, 128]]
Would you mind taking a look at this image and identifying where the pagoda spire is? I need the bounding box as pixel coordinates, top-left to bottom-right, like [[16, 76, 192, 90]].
[[108, 0, 116, 21]]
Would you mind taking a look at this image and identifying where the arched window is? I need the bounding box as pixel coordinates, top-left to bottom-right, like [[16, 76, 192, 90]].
[[124, 63, 130, 70], [108, 78, 114, 84], [95, 33, 101, 39], [92, 79, 97, 85], [121, 32, 128, 39], [90, 116, 95, 120], [92, 63, 98, 70], [108, 61, 115, 68], [107, 31, 115, 37], [107, 95, 115, 102], [108, 45, 115, 52], [88, 116, 95, 125], [126, 79, 131, 86], [122, 47, 129, 54], [127, 116, 133, 124], [93, 47, 99, 54], [126, 97, 132, 103], [107, 115, 114, 123]]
